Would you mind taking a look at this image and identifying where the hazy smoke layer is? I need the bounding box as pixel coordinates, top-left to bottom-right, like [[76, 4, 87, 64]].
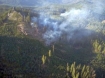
[[32, 0, 105, 44]]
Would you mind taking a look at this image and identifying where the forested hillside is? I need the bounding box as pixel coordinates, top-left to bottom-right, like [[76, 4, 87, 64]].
[[0, 2, 105, 78]]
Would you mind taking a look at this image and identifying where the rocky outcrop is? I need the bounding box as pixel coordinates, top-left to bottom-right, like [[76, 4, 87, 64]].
[[8, 11, 23, 22], [18, 22, 29, 35]]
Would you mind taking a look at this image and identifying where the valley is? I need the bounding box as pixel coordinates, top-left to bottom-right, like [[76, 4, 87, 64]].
[[0, 0, 105, 78]]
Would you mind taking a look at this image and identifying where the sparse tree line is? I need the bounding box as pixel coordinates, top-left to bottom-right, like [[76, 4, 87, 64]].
[[40, 45, 97, 78], [91, 40, 105, 78], [66, 62, 96, 78]]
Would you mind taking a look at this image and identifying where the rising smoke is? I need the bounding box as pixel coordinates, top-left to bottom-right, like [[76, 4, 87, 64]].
[[31, 0, 105, 44]]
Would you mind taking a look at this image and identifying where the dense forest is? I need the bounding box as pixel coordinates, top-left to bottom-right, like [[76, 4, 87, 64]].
[[0, 2, 105, 78]]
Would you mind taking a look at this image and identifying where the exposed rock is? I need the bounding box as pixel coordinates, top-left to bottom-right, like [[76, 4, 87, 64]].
[[8, 11, 23, 22], [18, 22, 28, 35]]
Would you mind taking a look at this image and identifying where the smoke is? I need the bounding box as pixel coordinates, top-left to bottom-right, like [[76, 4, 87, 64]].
[[31, 0, 105, 44]]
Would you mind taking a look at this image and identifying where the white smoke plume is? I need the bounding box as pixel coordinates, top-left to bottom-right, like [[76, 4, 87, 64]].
[[32, 0, 105, 44]]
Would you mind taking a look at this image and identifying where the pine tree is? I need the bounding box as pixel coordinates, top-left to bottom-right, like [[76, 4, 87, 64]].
[[42, 55, 46, 65], [48, 50, 51, 57], [66, 62, 96, 78], [67, 63, 69, 72]]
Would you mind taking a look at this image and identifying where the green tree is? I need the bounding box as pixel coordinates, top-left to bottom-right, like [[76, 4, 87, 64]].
[[42, 55, 46, 65], [66, 63, 69, 72], [92, 40, 105, 78], [48, 50, 51, 57], [66, 62, 96, 78], [26, 13, 30, 23]]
